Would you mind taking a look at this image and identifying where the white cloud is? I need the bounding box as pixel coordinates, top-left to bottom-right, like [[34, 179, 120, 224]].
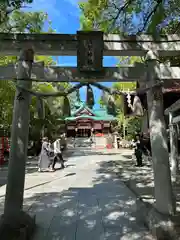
[[26, 0, 80, 21]]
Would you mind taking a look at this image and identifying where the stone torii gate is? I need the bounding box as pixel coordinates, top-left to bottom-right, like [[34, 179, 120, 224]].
[[165, 98, 180, 182], [0, 31, 180, 238]]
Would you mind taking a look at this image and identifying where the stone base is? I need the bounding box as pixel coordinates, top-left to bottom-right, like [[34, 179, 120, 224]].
[[0, 211, 36, 240], [136, 198, 180, 240]]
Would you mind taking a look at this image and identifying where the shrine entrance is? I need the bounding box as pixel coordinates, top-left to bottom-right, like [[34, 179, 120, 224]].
[[76, 128, 91, 138], [1, 30, 180, 239], [64, 103, 116, 139]]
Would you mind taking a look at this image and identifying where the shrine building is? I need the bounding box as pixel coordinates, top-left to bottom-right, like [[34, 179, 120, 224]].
[[123, 80, 180, 133], [64, 103, 117, 137]]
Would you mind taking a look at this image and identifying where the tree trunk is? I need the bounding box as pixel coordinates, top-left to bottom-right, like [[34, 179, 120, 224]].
[[146, 51, 176, 215]]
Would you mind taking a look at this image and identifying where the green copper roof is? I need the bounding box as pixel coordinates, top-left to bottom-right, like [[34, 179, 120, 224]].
[[71, 102, 92, 116], [65, 103, 116, 121], [65, 114, 116, 121]]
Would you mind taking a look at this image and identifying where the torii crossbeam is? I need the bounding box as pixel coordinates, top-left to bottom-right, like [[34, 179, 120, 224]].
[[0, 32, 180, 56], [1, 63, 180, 82]]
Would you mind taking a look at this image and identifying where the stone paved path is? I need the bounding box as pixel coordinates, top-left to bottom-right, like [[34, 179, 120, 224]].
[[0, 147, 154, 239]]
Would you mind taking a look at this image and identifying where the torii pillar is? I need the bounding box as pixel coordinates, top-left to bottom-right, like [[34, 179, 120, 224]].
[[146, 50, 176, 215], [169, 112, 179, 182], [0, 48, 35, 238]]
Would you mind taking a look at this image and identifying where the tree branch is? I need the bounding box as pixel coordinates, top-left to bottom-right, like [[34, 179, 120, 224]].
[[140, 0, 163, 32], [108, 0, 135, 31], [173, 22, 180, 33]]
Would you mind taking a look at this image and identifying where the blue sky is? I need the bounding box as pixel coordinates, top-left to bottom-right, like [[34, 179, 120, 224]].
[[28, 0, 118, 108]]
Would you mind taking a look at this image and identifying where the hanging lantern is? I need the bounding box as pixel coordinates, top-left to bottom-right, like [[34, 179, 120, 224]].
[[63, 96, 71, 117], [107, 96, 116, 116], [76, 89, 81, 102], [101, 91, 109, 106], [86, 84, 94, 109], [36, 97, 45, 119]]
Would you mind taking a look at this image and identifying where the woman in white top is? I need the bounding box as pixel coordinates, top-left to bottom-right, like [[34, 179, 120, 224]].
[[51, 138, 65, 170]]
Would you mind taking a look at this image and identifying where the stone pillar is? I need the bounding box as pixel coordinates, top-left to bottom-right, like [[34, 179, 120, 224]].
[[1, 49, 35, 230], [113, 134, 118, 149], [141, 110, 148, 133], [146, 51, 175, 215], [169, 112, 179, 182]]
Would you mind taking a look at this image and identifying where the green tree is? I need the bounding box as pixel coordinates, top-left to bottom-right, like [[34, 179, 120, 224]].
[[98, 81, 139, 138], [0, 10, 54, 33], [79, 0, 180, 34], [0, 10, 55, 129], [0, 0, 34, 26], [79, 0, 180, 65], [79, 0, 109, 31], [0, 10, 74, 139]]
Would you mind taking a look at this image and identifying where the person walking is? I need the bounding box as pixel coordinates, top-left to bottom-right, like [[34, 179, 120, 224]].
[[60, 133, 67, 152], [38, 137, 53, 172], [51, 137, 65, 170], [133, 133, 144, 167]]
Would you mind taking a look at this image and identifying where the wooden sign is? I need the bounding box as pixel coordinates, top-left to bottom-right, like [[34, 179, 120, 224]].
[[77, 31, 103, 72]]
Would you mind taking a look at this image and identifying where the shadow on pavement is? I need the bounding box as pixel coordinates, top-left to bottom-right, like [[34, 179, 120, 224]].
[[24, 160, 153, 240], [0, 150, 74, 188], [64, 173, 76, 177], [112, 153, 155, 206]]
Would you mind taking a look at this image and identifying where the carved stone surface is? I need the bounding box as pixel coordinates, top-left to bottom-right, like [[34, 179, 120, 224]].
[[16, 92, 25, 101], [153, 87, 163, 101]]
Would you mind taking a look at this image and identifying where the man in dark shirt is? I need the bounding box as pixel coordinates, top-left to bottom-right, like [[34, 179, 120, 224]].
[[134, 133, 144, 167]]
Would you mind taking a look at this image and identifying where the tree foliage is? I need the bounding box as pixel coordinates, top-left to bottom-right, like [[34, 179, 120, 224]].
[[79, 0, 180, 34], [0, 9, 53, 33], [98, 81, 139, 138], [0, 10, 77, 139], [79, 0, 180, 138], [0, 0, 34, 26], [79, 0, 180, 66]]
